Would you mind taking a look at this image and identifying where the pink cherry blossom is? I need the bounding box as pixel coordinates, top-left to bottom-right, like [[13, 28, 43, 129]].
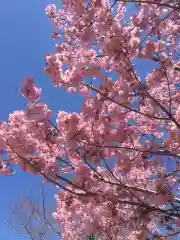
[[21, 77, 41, 102]]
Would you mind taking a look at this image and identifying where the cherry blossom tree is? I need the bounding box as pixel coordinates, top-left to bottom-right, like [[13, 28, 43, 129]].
[[1, 0, 180, 239]]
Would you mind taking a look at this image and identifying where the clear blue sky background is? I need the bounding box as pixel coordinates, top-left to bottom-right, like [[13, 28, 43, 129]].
[[0, 0, 84, 239], [0, 1, 159, 239]]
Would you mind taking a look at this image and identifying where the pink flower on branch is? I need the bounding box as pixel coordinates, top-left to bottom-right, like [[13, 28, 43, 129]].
[[21, 77, 41, 102]]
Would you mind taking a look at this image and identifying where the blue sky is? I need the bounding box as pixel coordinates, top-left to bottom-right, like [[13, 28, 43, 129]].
[[0, 0, 84, 239]]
